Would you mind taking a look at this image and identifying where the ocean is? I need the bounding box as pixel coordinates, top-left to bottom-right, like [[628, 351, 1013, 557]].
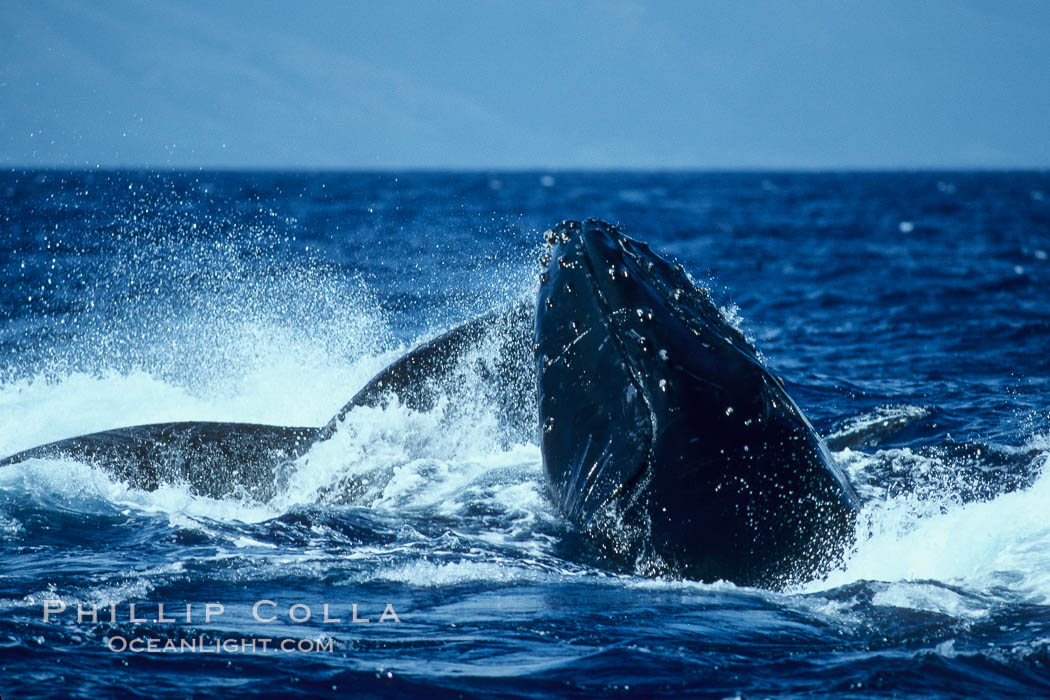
[[1, 170, 1048, 697]]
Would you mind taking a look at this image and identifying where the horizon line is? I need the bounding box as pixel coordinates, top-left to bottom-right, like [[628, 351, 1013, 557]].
[[5, 164, 1050, 175]]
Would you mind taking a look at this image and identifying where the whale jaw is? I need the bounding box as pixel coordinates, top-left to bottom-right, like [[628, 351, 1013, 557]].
[[536, 219, 858, 587]]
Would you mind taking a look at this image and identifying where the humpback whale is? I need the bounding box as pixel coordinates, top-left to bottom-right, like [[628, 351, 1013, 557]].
[[2, 219, 861, 587]]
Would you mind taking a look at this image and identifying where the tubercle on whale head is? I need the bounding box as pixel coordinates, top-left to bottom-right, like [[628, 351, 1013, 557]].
[[534, 218, 859, 588]]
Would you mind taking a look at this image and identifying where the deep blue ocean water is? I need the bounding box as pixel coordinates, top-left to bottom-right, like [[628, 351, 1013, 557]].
[[0, 170, 1048, 698]]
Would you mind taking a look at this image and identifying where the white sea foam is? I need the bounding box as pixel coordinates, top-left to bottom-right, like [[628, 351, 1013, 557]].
[[0, 333, 393, 456], [806, 443, 1050, 606], [0, 457, 282, 524], [374, 560, 553, 587]]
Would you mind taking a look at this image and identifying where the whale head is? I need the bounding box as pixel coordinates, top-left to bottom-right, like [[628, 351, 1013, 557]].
[[535, 219, 857, 587]]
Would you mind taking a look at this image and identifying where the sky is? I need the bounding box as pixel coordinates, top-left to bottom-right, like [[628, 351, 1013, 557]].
[[1, 0, 1048, 169]]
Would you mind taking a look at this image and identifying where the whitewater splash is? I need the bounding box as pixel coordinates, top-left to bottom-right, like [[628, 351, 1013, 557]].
[[3, 304, 1048, 606]]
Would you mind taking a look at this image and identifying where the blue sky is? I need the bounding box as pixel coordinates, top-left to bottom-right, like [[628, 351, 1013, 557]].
[[1, 0, 1048, 169]]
